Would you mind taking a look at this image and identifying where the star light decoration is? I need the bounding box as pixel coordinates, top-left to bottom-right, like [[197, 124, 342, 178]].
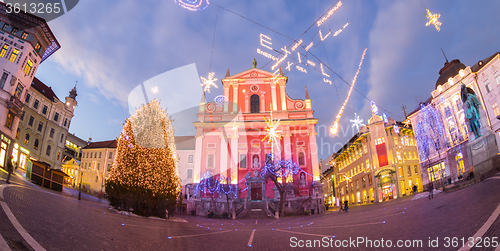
[[201, 72, 218, 93], [350, 113, 364, 131], [425, 9, 442, 32], [151, 86, 159, 95], [262, 110, 282, 154]]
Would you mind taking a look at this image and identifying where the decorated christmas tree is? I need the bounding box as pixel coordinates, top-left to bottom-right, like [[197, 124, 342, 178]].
[[106, 99, 181, 217]]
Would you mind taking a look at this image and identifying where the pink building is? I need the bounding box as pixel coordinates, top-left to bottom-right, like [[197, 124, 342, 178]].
[[192, 63, 321, 207]]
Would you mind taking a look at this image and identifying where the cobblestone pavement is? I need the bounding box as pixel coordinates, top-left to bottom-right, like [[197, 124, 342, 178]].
[[2, 169, 500, 250]]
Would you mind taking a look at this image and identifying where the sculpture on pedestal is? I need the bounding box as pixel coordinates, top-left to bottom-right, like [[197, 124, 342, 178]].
[[460, 83, 482, 139]]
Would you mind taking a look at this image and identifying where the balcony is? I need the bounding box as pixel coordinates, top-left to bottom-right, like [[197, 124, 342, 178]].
[[7, 95, 24, 116]]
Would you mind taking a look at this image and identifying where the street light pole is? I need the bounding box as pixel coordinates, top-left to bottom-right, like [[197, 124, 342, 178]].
[[78, 164, 82, 200]]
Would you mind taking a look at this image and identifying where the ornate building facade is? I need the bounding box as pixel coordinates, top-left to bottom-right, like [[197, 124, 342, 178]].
[[0, 4, 60, 169], [15, 77, 77, 171], [190, 63, 322, 215], [333, 114, 422, 205], [408, 55, 499, 190]]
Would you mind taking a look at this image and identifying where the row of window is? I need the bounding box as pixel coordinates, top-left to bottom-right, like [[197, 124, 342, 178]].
[[340, 174, 373, 195], [398, 165, 419, 178], [1, 23, 40, 53], [20, 113, 65, 143], [338, 160, 371, 183], [25, 94, 69, 127], [82, 151, 113, 160]]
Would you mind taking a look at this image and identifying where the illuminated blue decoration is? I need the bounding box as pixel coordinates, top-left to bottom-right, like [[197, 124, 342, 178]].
[[370, 101, 379, 115], [414, 103, 446, 161], [383, 113, 388, 123], [259, 159, 313, 179], [194, 171, 237, 198], [214, 95, 227, 107], [393, 124, 400, 134], [174, 0, 210, 11]]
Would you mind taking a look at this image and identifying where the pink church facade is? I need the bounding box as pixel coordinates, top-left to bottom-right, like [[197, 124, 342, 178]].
[[192, 65, 321, 201]]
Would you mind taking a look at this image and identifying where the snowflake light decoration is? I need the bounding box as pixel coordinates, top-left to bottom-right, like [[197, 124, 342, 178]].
[[231, 122, 239, 137], [151, 86, 159, 95], [350, 113, 364, 131], [201, 72, 218, 93], [262, 112, 282, 152], [403, 119, 411, 128], [426, 9, 441, 32]]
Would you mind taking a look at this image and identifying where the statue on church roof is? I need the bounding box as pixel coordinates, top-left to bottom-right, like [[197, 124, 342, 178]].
[[461, 83, 481, 139], [252, 58, 257, 68]]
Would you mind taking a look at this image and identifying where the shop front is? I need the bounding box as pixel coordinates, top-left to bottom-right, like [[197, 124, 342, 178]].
[[375, 168, 397, 202], [0, 134, 12, 168], [11, 143, 30, 170]]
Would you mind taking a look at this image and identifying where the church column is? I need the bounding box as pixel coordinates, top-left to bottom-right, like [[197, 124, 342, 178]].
[[193, 134, 204, 183], [280, 83, 287, 111], [233, 83, 239, 113], [260, 92, 266, 112], [270, 82, 277, 111], [220, 133, 228, 181], [308, 130, 320, 181], [283, 127, 292, 160], [223, 81, 229, 113], [230, 135, 238, 184]]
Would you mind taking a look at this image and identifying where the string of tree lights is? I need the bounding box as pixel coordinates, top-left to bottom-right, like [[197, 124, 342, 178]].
[[106, 99, 181, 217]]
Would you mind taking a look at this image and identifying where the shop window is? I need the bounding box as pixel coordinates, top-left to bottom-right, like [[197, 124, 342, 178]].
[[398, 166, 403, 177], [368, 174, 372, 185], [24, 134, 29, 144], [5, 111, 14, 129]]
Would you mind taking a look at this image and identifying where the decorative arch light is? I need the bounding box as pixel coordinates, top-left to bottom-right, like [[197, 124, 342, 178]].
[[448, 77, 454, 86]]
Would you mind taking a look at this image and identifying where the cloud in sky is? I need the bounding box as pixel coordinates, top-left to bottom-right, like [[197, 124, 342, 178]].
[[36, 0, 500, 159]]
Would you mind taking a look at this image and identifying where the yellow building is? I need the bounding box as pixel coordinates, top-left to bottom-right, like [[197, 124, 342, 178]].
[[332, 112, 423, 205]]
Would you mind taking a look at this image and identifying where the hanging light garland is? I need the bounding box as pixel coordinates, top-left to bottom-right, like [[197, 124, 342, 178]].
[[330, 48, 367, 135]]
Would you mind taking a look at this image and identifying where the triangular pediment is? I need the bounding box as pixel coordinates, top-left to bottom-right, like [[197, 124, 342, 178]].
[[225, 68, 277, 80]]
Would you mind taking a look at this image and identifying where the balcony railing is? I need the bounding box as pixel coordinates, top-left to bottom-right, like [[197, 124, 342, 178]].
[[7, 95, 24, 116]]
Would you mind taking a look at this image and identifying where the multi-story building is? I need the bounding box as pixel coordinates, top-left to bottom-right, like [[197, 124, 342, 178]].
[[408, 55, 500, 190], [15, 77, 77, 171], [64, 133, 87, 161], [333, 113, 422, 205], [175, 136, 195, 193], [80, 140, 117, 193], [61, 133, 88, 186], [320, 156, 335, 206], [0, 4, 60, 168], [191, 62, 322, 214]]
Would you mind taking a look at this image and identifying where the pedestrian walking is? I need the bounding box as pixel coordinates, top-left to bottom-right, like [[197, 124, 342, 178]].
[[428, 182, 434, 199], [5, 160, 13, 184], [413, 184, 417, 194], [344, 200, 349, 212]]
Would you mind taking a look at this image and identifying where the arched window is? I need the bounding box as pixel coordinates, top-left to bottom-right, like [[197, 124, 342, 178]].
[[250, 94, 260, 113], [46, 145, 51, 156], [15, 128, 20, 139], [252, 154, 259, 168], [24, 134, 29, 144], [34, 139, 39, 150]]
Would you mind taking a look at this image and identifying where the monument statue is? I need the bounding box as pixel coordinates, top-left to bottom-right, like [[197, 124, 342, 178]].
[[460, 83, 482, 139], [252, 58, 257, 68]]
